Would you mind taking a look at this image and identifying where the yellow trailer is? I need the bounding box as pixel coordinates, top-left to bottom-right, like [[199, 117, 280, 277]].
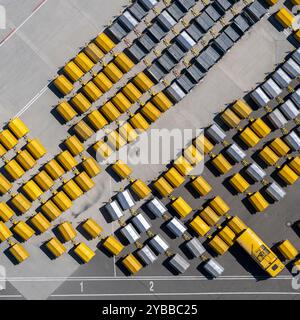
[[199, 207, 220, 226], [239, 127, 260, 148], [107, 130, 127, 150], [151, 92, 173, 112], [70, 93, 92, 114], [184, 145, 203, 166], [74, 52, 94, 73], [8, 118, 29, 139], [153, 177, 174, 197], [22, 180, 43, 201], [118, 122, 139, 143], [93, 72, 113, 92], [221, 109, 241, 128], [133, 72, 154, 92], [112, 92, 132, 113], [82, 81, 103, 102], [44, 159, 65, 180], [0, 202, 14, 222], [5, 159, 25, 180], [123, 254, 143, 274], [164, 167, 185, 188], [11, 194, 31, 214], [227, 216, 247, 235], [34, 170, 54, 191], [208, 235, 229, 255], [259, 146, 279, 166], [122, 83, 143, 103], [84, 42, 104, 63], [31, 213, 51, 233], [102, 235, 124, 255], [269, 137, 290, 157], [0, 221, 12, 242], [130, 179, 151, 199], [191, 176, 212, 196], [64, 135, 84, 156], [95, 33, 116, 53], [250, 118, 271, 138], [288, 157, 300, 175], [278, 164, 299, 185], [0, 129, 18, 150], [218, 226, 236, 246], [278, 240, 298, 260], [52, 191, 73, 212], [54, 75, 74, 95], [13, 221, 35, 241], [101, 101, 121, 122], [46, 237, 67, 258], [0, 173, 12, 195], [74, 171, 95, 192], [174, 156, 193, 176], [0, 142, 6, 157], [57, 101, 78, 122], [57, 150, 78, 171], [292, 0, 300, 5], [236, 227, 285, 277], [58, 221, 77, 242], [41, 200, 62, 221], [193, 134, 214, 155], [74, 120, 94, 141], [114, 52, 135, 72], [74, 242, 96, 263], [212, 154, 232, 174], [63, 61, 84, 82], [129, 113, 150, 132], [189, 216, 210, 237], [103, 62, 123, 83], [229, 173, 250, 193], [63, 179, 83, 200], [275, 8, 294, 28], [209, 196, 230, 216], [16, 150, 36, 171], [141, 102, 161, 122], [171, 196, 193, 218], [82, 157, 101, 177], [231, 100, 252, 119], [82, 218, 103, 239], [87, 109, 108, 130], [26, 138, 46, 160], [248, 192, 269, 212], [93, 140, 113, 159], [112, 160, 132, 179], [9, 242, 29, 263]]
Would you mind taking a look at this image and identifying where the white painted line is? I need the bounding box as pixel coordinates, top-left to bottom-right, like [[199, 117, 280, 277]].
[[50, 291, 300, 297], [0, 295, 23, 298], [0, 0, 49, 48]]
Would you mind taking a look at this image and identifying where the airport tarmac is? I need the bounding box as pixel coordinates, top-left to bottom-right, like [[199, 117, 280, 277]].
[[0, 0, 299, 300]]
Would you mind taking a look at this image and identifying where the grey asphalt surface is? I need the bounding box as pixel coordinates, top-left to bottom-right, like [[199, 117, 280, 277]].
[[0, 0, 299, 300]]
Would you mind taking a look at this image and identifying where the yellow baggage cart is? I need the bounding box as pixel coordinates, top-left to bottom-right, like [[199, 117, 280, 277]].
[[82, 218, 103, 239], [54, 75, 74, 95], [103, 62, 123, 83], [82, 157, 101, 177], [57, 150, 78, 171], [231, 100, 252, 118], [112, 160, 132, 179], [191, 176, 212, 196], [151, 92, 173, 112], [58, 221, 77, 241], [208, 235, 229, 255], [16, 150, 36, 171], [227, 216, 247, 235], [140, 102, 161, 122], [84, 42, 104, 63], [34, 170, 54, 191], [63, 61, 84, 82], [122, 254, 143, 274], [63, 179, 83, 200], [275, 8, 294, 28], [153, 177, 174, 197], [74, 120, 94, 141], [288, 157, 300, 175], [269, 137, 290, 157], [26, 138, 46, 160], [101, 101, 121, 122], [103, 235, 124, 255], [259, 146, 279, 166], [250, 118, 271, 138], [41, 199, 62, 221], [95, 33, 116, 53], [46, 237, 67, 258], [107, 130, 127, 150], [212, 154, 232, 174], [87, 109, 108, 130], [0, 173, 12, 195], [133, 72, 154, 92], [239, 127, 260, 148], [74, 52, 94, 73], [189, 216, 210, 237], [278, 164, 299, 185], [199, 207, 220, 226], [31, 213, 51, 233], [93, 72, 113, 92], [129, 113, 150, 132], [171, 197, 193, 218], [174, 156, 193, 176], [52, 191, 73, 212], [229, 173, 250, 193], [118, 122, 139, 143], [57, 101, 78, 122], [112, 92, 132, 113], [22, 180, 43, 201], [218, 226, 236, 246], [0, 142, 6, 156], [8, 118, 29, 139], [0, 221, 12, 242], [278, 240, 298, 260], [184, 145, 203, 166], [0, 129, 18, 150], [209, 196, 230, 216], [13, 221, 35, 241], [64, 136, 84, 156], [248, 192, 269, 212], [82, 81, 102, 102], [11, 194, 31, 214], [9, 242, 29, 263], [193, 134, 214, 154], [130, 179, 151, 199], [93, 140, 113, 159], [164, 167, 185, 188], [5, 159, 25, 180], [122, 83, 143, 103], [0, 202, 14, 222], [44, 159, 65, 180], [74, 171, 95, 192], [70, 93, 92, 114], [221, 109, 241, 128], [74, 242, 96, 263], [114, 52, 135, 72]]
